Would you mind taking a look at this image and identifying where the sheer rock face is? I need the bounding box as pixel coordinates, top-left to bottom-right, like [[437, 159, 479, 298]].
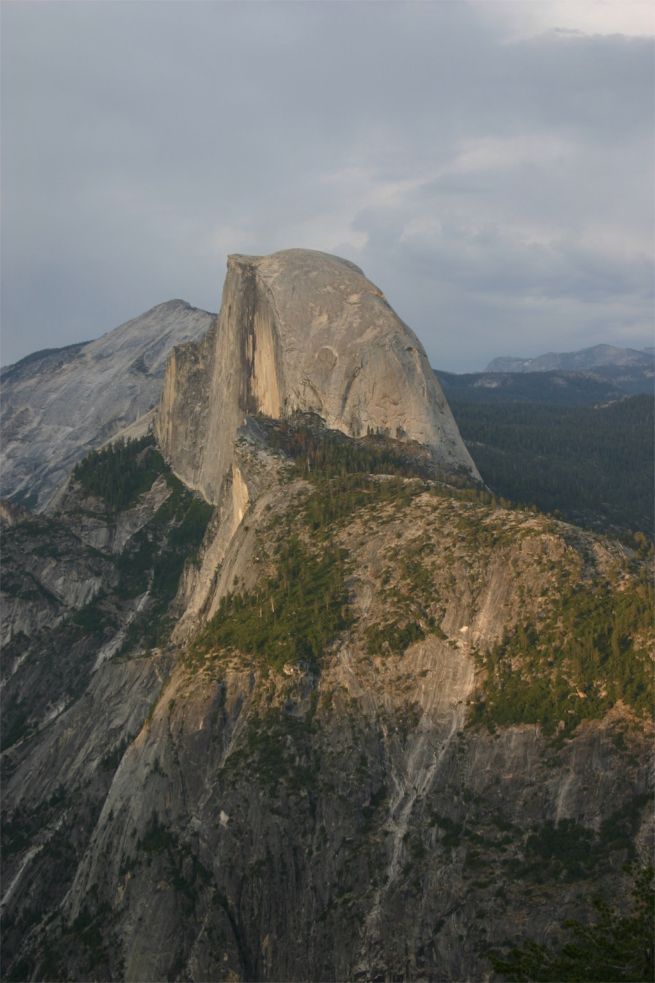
[[0, 300, 214, 510], [155, 250, 479, 503]]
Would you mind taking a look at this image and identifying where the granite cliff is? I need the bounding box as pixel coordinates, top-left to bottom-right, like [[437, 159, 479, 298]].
[[1, 252, 652, 983], [155, 250, 478, 504]]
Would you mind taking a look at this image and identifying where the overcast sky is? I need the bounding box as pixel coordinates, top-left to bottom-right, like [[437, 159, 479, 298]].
[[2, 1, 653, 371]]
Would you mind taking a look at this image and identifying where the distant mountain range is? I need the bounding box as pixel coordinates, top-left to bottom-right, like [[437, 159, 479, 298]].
[[435, 369, 627, 407], [486, 343, 653, 373], [481, 344, 653, 399]]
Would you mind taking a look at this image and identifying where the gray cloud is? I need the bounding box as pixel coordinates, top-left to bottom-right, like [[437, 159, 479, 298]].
[[1, 1, 653, 371]]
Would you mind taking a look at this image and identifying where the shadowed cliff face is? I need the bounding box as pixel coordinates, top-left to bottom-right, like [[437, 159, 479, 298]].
[[155, 249, 479, 504]]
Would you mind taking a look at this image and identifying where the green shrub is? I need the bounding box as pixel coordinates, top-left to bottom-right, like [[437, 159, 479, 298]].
[[303, 474, 424, 534]]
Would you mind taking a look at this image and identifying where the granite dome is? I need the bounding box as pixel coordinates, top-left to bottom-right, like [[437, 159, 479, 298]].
[[156, 249, 479, 503]]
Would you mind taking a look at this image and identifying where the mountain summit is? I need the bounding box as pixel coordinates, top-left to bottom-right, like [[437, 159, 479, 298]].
[[0, 300, 214, 509], [156, 249, 479, 503]]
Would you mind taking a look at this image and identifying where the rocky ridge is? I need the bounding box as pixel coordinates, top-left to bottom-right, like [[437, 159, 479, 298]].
[[485, 345, 654, 397], [0, 300, 215, 510], [486, 343, 654, 374]]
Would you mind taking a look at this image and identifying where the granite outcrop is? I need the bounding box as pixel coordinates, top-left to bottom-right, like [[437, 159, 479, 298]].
[[1, 300, 214, 510], [155, 250, 479, 504]]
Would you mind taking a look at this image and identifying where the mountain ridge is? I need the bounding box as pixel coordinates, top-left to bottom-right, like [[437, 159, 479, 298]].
[[486, 342, 654, 376], [0, 300, 215, 509], [436, 368, 629, 406]]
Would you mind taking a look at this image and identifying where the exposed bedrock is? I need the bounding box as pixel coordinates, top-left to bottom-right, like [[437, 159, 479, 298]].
[[0, 301, 215, 510], [155, 249, 479, 503]]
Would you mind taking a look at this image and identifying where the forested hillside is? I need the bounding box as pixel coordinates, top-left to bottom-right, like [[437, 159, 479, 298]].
[[436, 369, 626, 406], [448, 395, 653, 537]]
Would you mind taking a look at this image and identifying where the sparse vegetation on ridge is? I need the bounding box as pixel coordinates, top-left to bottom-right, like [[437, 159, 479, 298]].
[[469, 577, 654, 736], [189, 417, 653, 688], [189, 533, 351, 670], [303, 473, 425, 534], [187, 421, 453, 670], [364, 549, 446, 657], [256, 413, 437, 481], [71, 435, 214, 653], [72, 434, 162, 511]]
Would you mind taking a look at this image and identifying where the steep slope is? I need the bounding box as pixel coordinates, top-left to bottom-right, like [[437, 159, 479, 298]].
[[1, 427, 652, 983], [155, 250, 478, 504], [0, 300, 215, 510]]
